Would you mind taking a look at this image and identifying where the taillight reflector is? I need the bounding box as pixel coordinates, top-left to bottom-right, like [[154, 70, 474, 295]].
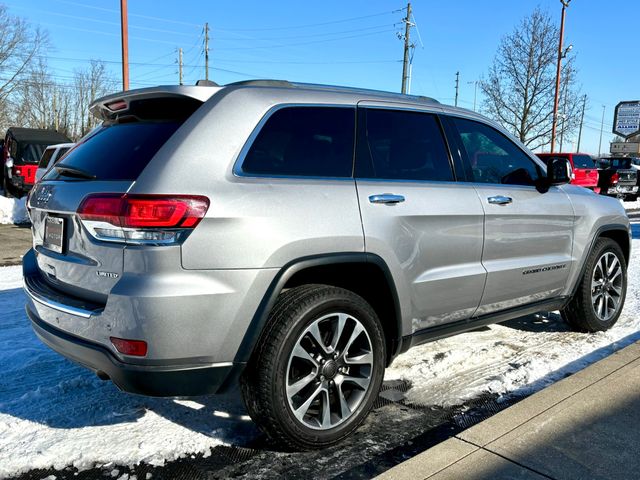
[[77, 194, 209, 229], [611, 173, 619, 185], [110, 337, 148, 356]]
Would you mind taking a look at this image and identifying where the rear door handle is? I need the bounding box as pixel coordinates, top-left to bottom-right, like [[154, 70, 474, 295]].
[[487, 195, 513, 205], [369, 193, 405, 204]]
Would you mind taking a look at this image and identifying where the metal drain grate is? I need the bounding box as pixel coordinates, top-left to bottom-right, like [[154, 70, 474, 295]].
[[373, 379, 412, 408]]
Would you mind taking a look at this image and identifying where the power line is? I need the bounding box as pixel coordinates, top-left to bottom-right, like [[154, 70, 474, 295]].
[[229, 9, 403, 31], [50, 0, 202, 28], [3, 3, 199, 37], [216, 28, 396, 51]]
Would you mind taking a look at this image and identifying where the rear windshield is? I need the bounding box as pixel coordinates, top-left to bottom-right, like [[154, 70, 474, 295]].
[[19, 143, 49, 164], [38, 148, 55, 168], [609, 158, 632, 169], [572, 155, 595, 168], [43, 122, 180, 181]]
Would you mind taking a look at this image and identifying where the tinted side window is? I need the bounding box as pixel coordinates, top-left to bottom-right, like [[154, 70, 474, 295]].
[[356, 109, 453, 181], [452, 117, 541, 186], [242, 107, 355, 177]]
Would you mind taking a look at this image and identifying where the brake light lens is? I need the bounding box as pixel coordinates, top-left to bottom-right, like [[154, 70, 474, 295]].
[[77, 194, 209, 244], [611, 173, 619, 185], [110, 337, 148, 356]]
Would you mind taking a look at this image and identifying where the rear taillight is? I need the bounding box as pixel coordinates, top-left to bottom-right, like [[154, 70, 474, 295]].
[[611, 173, 619, 185], [12, 166, 22, 176], [77, 194, 209, 244]]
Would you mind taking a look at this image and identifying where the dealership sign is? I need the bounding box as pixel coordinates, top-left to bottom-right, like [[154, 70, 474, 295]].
[[613, 101, 640, 138]]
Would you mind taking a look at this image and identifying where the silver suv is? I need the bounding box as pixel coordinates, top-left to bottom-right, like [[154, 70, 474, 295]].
[[24, 80, 630, 449]]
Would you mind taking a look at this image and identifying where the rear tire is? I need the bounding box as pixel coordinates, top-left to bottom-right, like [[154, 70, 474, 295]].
[[561, 238, 627, 332], [240, 284, 386, 450]]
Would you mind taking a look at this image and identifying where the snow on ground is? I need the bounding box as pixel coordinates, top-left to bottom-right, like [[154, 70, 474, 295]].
[[622, 197, 640, 211], [0, 266, 256, 478], [386, 239, 640, 407], [0, 194, 28, 225], [1, 240, 640, 477]]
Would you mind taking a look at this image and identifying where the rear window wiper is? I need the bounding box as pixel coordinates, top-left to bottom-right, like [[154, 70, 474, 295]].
[[54, 165, 97, 180]]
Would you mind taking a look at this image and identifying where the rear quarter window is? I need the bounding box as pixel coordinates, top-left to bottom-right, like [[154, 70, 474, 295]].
[[240, 106, 356, 178]]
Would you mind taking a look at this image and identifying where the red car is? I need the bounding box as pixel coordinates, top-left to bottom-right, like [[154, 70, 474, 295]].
[[2, 127, 71, 197], [537, 153, 600, 193]]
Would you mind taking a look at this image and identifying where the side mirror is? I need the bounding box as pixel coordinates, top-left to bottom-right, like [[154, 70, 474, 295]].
[[547, 157, 571, 185]]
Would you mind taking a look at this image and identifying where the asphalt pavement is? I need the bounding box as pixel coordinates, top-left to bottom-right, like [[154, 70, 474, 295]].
[[0, 223, 31, 267]]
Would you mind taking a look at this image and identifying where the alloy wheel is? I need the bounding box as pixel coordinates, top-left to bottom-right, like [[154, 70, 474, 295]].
[[285, 312, 374, 430], [591, 251, 623, 321]]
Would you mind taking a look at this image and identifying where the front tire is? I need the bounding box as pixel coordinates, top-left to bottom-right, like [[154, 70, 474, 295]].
[[241, 284, 386, 450], [562, 238, 627, 332]]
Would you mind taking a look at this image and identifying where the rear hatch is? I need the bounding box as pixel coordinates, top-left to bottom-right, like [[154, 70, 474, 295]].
[[28, 90, 212, 303], [569, 154, 598, 188]]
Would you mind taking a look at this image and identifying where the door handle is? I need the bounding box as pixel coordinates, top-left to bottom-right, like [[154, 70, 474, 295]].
[[369, 193, 405, 204], [487, 195, 513, 205]]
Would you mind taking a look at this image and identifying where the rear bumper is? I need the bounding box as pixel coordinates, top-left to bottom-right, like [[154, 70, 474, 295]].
[[26, 305, 239, 396]]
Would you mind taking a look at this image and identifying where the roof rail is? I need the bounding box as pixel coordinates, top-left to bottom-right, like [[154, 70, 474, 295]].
[[223, 79, 440, 104], [226, 79, 294, 88]]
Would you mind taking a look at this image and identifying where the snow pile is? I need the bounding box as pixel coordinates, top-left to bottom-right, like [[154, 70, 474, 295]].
[[0, 194, 29, 224], [386, 239, 640, 407]]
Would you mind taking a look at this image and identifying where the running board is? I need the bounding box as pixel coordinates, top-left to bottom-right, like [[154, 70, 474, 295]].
[[400, 296, 569, 353]]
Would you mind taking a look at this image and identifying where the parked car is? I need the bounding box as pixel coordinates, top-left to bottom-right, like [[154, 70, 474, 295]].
[[2, 128, 72, 197], [35, 143, 75, 183], [24, 81, 630, 449], [597, 157, 639, 201], [536, 152, 600, 192]]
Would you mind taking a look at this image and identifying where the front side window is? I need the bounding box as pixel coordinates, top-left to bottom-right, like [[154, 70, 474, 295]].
[[356, 108, 453, 181], [241, 106, 355, 177], [452, 117, 541, 186]]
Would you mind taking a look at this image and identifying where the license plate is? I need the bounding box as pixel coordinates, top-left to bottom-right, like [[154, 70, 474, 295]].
[[43, 216, 64, 253], [619, 186, 632, 192]]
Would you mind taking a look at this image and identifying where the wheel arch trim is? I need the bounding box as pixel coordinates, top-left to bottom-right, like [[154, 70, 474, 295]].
[[232, 252, 404, 366], [570, 223, 631, 298]]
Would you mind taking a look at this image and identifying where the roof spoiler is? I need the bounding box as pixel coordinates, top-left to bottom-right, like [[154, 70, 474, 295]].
[[89, 85, 222, 120]]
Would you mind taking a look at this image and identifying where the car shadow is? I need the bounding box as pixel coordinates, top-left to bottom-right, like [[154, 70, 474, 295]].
[[0, 286, 261, 445]]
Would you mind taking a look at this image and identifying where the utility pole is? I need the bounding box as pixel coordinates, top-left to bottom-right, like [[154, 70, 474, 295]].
[[400, 2, 412, 94], [178, 48, 183, 85], [598, 105, 606, 157], [559, 71, 570, 152], [467, 80, 478, 111], [204, 22, 210, 81], [576, 94, 587, 152], [120, 0, 129, 91], [52, 91, 58, 131], [454, 71, 460, 107], [550, 0, 570, 153]]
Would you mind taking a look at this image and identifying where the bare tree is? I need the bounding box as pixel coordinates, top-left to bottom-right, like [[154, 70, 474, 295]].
[[0, 5, 47, 131], [480, 8, 581, 150], [73, 60, 117, 137]]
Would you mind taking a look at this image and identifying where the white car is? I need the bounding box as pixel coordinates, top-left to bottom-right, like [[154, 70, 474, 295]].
[[35, 143, 75, 183]]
